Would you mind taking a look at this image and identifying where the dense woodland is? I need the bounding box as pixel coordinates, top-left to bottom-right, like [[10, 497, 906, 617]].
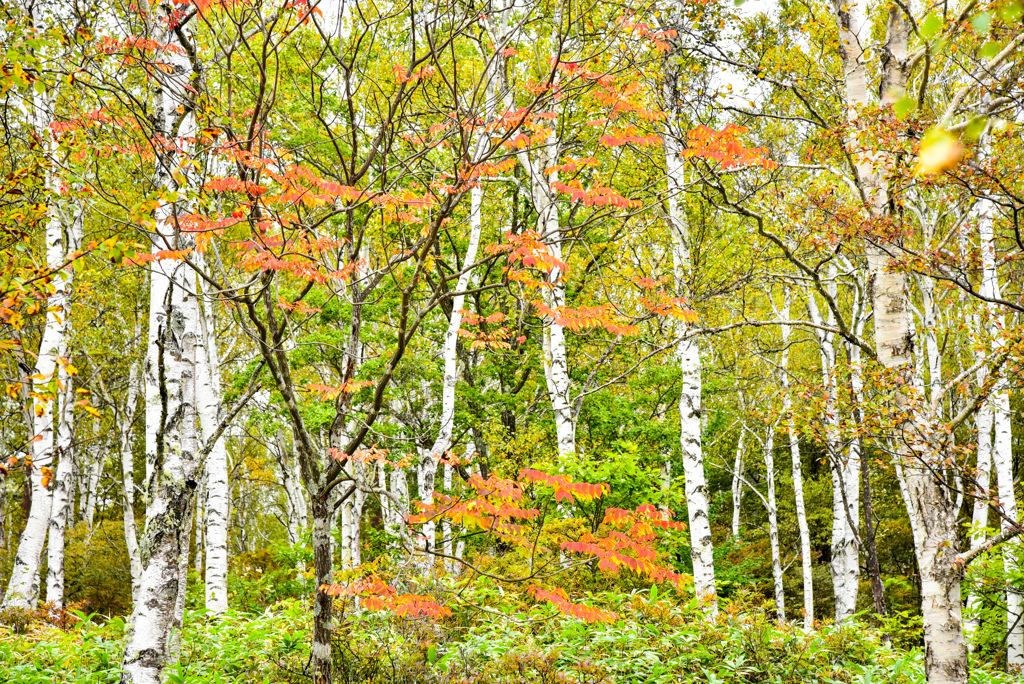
[[0, 0, 1023, 682]]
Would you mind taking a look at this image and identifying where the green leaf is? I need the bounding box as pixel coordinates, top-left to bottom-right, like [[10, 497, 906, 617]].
[[920, 13, 941, 39], [649, 584, 658, 602], [893, 95, 917, 119], [980, 41, 1002, 59], [427, 644, 437, 664], [970, 11, 991, 33], [998, 2, 1023, 22], [963, 116, 988, 141], [33, 79, 45, 95]]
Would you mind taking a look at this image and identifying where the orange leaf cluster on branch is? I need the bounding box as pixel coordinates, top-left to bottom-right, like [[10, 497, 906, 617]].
[[321, 575, 451, 619], [521, 469, 609, 502], [532, 302, 639, 336], [490, 230, 570, 278], [306, 380, 375, 401], [550, 181, 641, 209], [528, 586, 618, 624], [684, 124, 777, 169]]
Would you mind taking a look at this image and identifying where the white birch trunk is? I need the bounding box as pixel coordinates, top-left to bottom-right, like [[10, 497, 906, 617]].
[[442, 463, 453, 574], [731, 429, 745, 538], [122, 273, 201, 684], [664, 75, 716, 613], [493, 11, 574, 460], [42, 204, 82, 609], [391, 468, 410, 551], [274, 432, 307, 546], [980, 203, 1023, 665], [2, 155, 70, 611], [763, 424, 785, 622], [349, 460, 365, 568], [195, 277, 229, 614], [120, 361, 144, 604], [121, 8, 202, 680], [44, 362, 76, 609], [965, 310, 992, 642], [85, 449, 102, 529], [807, 284, 859, 623], [415, 452, 437, 574], [779, 291, 813, 627]]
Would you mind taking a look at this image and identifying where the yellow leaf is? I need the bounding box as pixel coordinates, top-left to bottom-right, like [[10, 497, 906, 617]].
[[916, 128, 963, 174]]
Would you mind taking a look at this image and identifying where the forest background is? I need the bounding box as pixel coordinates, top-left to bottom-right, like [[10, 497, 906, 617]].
[[0, 0, 1022, 683]]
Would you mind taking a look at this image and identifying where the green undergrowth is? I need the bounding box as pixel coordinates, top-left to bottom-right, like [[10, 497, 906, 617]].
[[0, 590, 1017, 684]]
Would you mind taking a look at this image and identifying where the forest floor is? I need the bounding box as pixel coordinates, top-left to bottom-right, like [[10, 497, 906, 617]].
[[1, 585, 1020, 684]]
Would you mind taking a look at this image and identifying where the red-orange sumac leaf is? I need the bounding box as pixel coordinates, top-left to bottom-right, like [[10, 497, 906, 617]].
[[528, 586, 618, 624], [521, 469, 609, 502], [684, 124, 777, 169]]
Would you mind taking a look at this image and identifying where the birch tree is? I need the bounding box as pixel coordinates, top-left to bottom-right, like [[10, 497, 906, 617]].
[[662, 6, 717, 611]]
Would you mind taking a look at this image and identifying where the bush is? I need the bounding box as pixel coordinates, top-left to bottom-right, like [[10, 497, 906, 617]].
[[1, 589, 1018, 684]]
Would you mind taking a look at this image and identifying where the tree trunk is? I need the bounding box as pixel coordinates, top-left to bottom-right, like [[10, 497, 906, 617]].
[[732, 429, 744, 537], [764, 424, 785, 622], [121, 275, 201, 684], [44, 366, 76, 610], [196, 279, 229, 614], [981, 209, 1023, 665], [310, 496, 334, 684], [964, 305, 993, 642], [85, 448, 102, 529], [807, 282, 859, 623], [662, 48, 717, 611], [121, 8, 200, 679], [2, 156, 71, 611], [779, 291, 813, 627], [442, 463, 453, 574], [120, 361, 144, 604], [415, 451, 437, 574]]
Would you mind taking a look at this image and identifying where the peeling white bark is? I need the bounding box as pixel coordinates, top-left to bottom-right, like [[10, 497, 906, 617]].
[[664, 63, 716, 613], [195, 275, 229, 614], [44, 360, 76, 609], [122, 272, 201, 684], [807, 282, 859, 623], [121, 8, 202, 681], [2, 25, 71, 608]]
